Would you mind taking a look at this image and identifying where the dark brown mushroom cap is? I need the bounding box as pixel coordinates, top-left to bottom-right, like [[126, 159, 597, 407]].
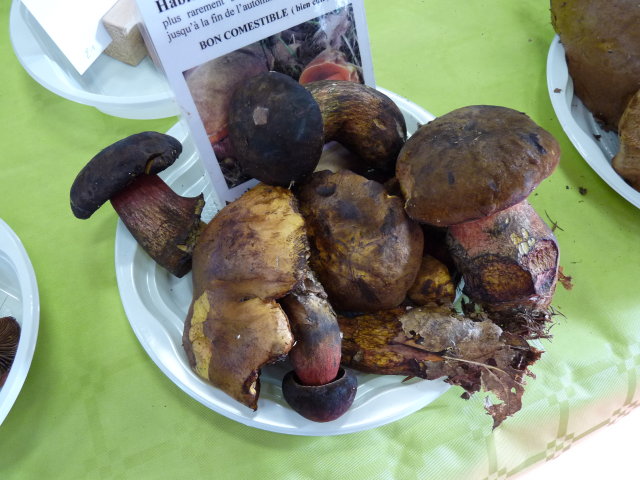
[[227, 71, 324, 187], [0, 316, 20, 379], [396, 105, 560, 226], [551, 0, 640, 130], [304, 80, 407, 179], [70, 132, 182, 219]]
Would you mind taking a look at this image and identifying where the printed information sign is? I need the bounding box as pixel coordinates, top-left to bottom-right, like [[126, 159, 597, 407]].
[[136, 0, 374, 203]]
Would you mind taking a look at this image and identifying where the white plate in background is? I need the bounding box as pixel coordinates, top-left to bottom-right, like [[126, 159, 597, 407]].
[[9, 0, 179, 120], [546, 35, 640, 209], [0, 219, 40, 426], [115, 91, 451, 436]]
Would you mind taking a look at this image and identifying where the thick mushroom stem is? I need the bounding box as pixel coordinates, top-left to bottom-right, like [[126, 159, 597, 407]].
[[446, 200, 559, 312], [279, 270, 356, 422], [69, 132, 204, 277], [304, 80, 407, 178], [110, 174, 205, 278], [280, 270, 342, 386]]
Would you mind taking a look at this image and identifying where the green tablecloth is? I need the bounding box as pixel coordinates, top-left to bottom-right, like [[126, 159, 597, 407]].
[[2, 1, 640, 478]]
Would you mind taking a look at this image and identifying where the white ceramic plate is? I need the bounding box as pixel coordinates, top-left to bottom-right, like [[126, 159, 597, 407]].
[[0, 219, 40, 426], [115, 90, 451, 436], [547, 35, 640, 209], [9, 0, 179, 120]]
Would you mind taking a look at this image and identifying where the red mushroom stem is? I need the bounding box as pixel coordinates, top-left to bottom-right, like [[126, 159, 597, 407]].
[[279, 271, 357, 422], [447, 200, 559, 312], [111, 174, 205, 278]]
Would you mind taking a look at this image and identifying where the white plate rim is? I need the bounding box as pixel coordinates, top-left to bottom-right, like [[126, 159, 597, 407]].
[[8, 0, 177, 118], [546, 34, 640, 209], [0, 218, 40, 426], [114, 89, 453, 436]]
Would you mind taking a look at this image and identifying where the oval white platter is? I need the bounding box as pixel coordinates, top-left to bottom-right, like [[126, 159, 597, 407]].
[[0, 219, 40, 426], [546, 35, 640, 209], [114, 89, 451, 436], [9, 0, 179, 120]]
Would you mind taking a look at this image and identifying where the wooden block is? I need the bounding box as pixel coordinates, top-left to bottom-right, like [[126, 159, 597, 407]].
[[102, 0, 148, 66]]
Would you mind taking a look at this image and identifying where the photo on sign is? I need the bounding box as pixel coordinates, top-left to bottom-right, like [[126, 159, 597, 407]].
[[183, 4, 363, 189]]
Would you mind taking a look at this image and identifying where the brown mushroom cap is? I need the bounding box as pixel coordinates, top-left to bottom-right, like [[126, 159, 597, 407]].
[[551, 0, 640, 130], [70, 132, 182, 219], [396, 105, 560, 226], [612, 89, 640, 190]]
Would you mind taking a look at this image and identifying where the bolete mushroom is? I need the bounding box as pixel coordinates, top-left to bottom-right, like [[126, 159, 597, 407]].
[[279, 270, 341, 387], [183, 183, 304, 410], [279, 270, 357, 422], [281, 367, 357, 423], [396, 105, 561, 312], [296, 169, 423, 313], [0, 316, 20, 388], [447, 200, 560, 312], [551, 0, 640, 130], [227, 71, 324, 187], [406, 255, 456, 307], [70, 132, 205, 278], [304, 80, 407, 179], [183, 182, 357, 419], [612, 89, 640, 190]]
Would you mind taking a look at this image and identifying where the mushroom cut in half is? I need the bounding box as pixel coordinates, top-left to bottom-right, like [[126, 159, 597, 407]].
[[396, 105, 561, 314]]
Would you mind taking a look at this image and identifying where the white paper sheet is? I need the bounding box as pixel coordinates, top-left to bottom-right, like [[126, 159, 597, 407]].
[[20, 0, 118, 74]]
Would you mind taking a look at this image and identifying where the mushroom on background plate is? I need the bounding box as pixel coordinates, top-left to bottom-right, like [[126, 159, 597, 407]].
[[613, 90, 640, 190], [0, 316, 20, 388]]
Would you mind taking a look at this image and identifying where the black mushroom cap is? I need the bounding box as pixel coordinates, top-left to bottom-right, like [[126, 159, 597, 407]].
[[227, 71, 324, 187], [282, 367, 357, 422], [396, 105, 561, 226], [0, 316, 20, 381], [70, 132, 183, 219]]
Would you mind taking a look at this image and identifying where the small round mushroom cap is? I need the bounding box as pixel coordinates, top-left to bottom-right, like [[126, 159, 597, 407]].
[[70, 132, 183, 219], [396, 105, 560, 226], [227, 71, 324, 187]]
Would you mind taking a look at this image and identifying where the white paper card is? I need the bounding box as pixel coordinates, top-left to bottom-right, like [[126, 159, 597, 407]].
[[21, 0, 118, 74], [136, 0, 374, 204]]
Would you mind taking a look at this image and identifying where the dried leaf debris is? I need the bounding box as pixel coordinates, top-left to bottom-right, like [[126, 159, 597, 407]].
[[339, 304, 543, 427]]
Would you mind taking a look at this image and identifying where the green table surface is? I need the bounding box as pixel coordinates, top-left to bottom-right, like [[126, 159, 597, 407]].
[[2, 1, 640, 479]]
